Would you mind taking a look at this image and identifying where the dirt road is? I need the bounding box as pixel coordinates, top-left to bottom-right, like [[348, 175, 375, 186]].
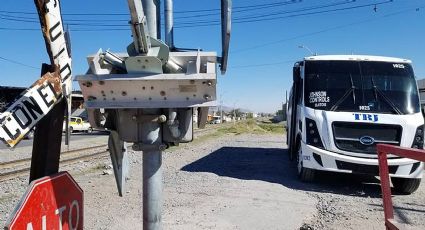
[[1, 131, 424, 229]]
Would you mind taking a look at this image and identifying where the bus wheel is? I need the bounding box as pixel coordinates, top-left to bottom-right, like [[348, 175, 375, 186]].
[[297, 142, 315, 182], [391, 177, 421, 194]]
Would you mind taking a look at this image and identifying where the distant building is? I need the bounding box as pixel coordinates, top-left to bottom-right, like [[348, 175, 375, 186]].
[[273, 102, 287, 122], [0, 86, 26, 112], [70, 91, 84, 111]]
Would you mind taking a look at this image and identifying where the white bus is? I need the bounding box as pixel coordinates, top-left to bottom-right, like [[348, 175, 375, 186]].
[[286, 55, 424, 194]]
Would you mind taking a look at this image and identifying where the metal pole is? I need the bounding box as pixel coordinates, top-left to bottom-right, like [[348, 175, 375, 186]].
[[164, 0, 174, 48], [141, 109, 163, 230], [140, 2, 162, 229], [143, 150, 162, 229], [377, 150, 394, 227], [127, 0, 151, 55], [219, 93, 223, 123], [142, 0, 160, 39], [156, 0, 161, 40], [285, 90, 288, 104]]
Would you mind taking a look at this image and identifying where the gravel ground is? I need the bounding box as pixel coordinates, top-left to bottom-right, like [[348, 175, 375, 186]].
[[1, 132, 425, 229]]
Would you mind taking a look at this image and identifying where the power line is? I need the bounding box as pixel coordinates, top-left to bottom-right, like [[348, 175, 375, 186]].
[[0, 10, 126, 16], [0, 1, 413, 32], [174, 0, 302, 14], [0, 0, 365, 26], [0, 0, 390, 29], [228, 4, 421, 69], [0, 27, 38, 31], [229, 60, 296, 69], [0, 56, 39, 69], [173, 0, 302, 14], [233, 0, 356, 21], [0, 13, 129, 22], [0, 7, 422, 71], [128, 0, 392, 28], [168, 0, 355, 25], [232, 5, 424, 54], [1, 2, 417, 34], [0, 0, 301, 23], [234, 0, 393, 24], [169, 0, 302, 20], [0, 15, 127, 27], [0, 0, 300, 16], [172, 0, 392, 27]]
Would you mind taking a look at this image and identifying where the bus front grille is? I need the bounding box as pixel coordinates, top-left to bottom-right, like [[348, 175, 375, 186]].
[[332, 122, 402, 154]]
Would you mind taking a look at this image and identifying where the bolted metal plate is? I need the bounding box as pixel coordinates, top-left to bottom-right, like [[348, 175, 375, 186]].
[[75, 73, 217, 108], [125, 55, 163, 74]]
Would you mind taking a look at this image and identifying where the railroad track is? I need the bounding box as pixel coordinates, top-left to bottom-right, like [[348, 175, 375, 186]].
[[0, 124, 227, 182], [0, 145, 109, 182], [0, 145, 108, 170]]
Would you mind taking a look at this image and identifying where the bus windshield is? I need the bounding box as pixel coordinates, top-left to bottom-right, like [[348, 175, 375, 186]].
[[304, 60, 420, 114]]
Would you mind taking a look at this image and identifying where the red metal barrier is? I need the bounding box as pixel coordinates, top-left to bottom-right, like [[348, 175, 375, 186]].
[[376, 144, 425, 230]]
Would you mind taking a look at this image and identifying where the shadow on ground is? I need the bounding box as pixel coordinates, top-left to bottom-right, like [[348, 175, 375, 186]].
[[181, 146, 384, 198]]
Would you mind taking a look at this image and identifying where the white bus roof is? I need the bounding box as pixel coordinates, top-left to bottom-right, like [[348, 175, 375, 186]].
[[303, 55, 411, 63]]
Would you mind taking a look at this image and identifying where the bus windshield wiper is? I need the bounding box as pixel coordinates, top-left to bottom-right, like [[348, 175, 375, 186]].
[[370, 76, 402, 115], [330, 74, 356, 111]]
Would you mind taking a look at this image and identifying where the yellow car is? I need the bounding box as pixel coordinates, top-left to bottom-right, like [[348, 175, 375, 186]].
[[63, 117, 93, 133]]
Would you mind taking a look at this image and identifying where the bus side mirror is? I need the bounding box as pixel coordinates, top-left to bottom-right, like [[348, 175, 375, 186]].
[[293, 67, 300, 82]]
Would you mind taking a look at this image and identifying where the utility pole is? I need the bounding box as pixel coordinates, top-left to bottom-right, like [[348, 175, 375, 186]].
[[220, 93, 223, 123], [285, 90, 288, 104]]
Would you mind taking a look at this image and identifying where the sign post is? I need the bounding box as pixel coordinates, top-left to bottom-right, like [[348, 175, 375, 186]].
[[5, 172, 83, 230]]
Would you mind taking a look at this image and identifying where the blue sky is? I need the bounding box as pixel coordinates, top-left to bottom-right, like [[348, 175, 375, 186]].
[[0, 0, 424, 113]]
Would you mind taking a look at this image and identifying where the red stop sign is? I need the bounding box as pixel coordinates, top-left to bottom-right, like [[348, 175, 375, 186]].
[[5, 172, 83, 230]]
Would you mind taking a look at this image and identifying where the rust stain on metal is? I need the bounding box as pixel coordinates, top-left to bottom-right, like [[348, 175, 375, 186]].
[[34, 0, 55, 64], [179, 85, 197, 93], [32, 66, 62, 94], [7, 134, 25, 148], [44, 14, 51, 40]]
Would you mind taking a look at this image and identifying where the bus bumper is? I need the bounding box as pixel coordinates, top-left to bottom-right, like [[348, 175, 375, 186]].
[[301, 142, 424, 179]]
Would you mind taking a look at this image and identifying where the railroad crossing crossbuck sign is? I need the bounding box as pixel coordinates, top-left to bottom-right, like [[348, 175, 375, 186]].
[[5, 172, 83, 230]]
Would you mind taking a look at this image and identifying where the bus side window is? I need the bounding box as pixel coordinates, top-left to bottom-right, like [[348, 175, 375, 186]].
[[297, 79, 303, 105]]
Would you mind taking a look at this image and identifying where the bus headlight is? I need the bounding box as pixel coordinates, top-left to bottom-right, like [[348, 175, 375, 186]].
[[412, 125, 424, 149], [306, 118, 324, 148]]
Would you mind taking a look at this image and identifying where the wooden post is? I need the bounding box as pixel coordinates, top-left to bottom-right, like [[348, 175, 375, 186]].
[[29, 64, 66, 182]]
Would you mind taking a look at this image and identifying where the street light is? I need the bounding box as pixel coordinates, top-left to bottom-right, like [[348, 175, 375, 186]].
[[298, 45, 317, 56]]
